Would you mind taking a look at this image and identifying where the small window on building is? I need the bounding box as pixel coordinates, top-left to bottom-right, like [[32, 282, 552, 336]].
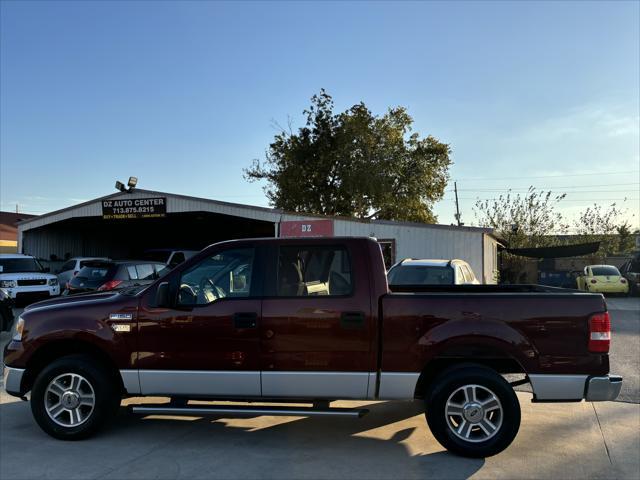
[[377, 240, 395, 270], [277, 245, 352, 296]]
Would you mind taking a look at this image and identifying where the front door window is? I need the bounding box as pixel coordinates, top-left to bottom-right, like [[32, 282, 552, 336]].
[[178, 248, 255, 305]]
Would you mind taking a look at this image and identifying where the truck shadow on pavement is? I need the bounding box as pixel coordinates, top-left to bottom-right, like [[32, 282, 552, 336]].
[[110, 399, 485, 479], [0, 398, 485, 479]]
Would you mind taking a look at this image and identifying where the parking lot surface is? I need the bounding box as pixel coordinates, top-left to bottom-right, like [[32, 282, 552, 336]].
[[1, 298, 639, 479]]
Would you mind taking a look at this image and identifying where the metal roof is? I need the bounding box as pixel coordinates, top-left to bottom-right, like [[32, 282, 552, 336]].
[[17, 188, 495, 235]]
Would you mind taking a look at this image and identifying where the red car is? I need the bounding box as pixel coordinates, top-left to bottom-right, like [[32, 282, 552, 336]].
[[3, 237, 621, 457]]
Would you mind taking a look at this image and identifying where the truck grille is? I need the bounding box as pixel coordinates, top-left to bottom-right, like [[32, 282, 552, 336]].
[[17, 279, 47, 286]]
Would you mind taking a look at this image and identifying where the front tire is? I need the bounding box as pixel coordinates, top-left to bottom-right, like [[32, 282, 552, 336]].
[[425, 364, 521, 457], [30, 355, 120, 440]]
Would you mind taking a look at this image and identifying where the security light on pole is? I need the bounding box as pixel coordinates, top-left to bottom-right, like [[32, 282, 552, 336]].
[[114, 177, 138, 193]]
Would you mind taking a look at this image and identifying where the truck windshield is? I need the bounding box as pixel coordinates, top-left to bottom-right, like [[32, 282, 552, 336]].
[[388, 265, 454, 285], [0, 257, 44, 273]]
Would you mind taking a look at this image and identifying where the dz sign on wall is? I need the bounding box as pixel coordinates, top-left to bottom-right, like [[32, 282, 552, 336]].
[[102, 197, 167, 220], [279, 219, 334, 237]]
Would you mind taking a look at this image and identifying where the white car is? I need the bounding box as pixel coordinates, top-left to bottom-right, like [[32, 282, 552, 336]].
[[387, 258, 480, 285], [0, 254, 60, 304], [57, 257, 110, 289]]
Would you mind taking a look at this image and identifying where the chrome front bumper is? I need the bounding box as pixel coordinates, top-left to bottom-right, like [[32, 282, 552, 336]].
[[2, 365, 25, 396], [585, 374, 623, 401]]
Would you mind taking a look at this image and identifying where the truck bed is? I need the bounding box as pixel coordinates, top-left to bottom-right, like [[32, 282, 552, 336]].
[[380, 287, 608, 377]]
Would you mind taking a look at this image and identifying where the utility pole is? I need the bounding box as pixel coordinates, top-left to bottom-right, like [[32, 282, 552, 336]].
[[454, 182, 462, 226], [15, 203, 19, 214]]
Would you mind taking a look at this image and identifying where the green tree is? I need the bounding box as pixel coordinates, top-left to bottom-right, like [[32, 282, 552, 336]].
[[474, 187, 569, 249], [573, 202, 635, 255], [244, 89, 451, 223], [473, 188, 569, 283]]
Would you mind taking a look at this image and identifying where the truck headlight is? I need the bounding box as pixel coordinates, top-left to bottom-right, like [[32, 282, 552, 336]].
[[12, 316, 24, 341], [48, 278, 58, 286], [0, 280, 17, 288]]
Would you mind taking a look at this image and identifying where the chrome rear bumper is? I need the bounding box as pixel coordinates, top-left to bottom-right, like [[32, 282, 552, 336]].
[[529, 373, 622, 401], [586, 374, 623, 401]]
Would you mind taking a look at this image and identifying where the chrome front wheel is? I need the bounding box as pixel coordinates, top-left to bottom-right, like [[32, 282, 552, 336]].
[[45, 373, 96, 427], [31, 354, 120, 439]]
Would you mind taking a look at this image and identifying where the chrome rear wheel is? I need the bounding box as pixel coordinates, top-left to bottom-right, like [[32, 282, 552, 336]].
[[445, 384, 503, 443]]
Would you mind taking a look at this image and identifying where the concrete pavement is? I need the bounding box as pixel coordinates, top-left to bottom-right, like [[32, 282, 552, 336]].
[[0, 391, 638, 479]]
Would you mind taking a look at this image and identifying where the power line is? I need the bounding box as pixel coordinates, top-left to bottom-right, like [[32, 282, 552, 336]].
[[455, 170, 640, 181], [446, 182, 639, 192], [456, 197, 639, 202]]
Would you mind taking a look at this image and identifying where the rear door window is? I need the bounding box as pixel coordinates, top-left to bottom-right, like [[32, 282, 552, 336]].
[[276, 245, 352, 296]]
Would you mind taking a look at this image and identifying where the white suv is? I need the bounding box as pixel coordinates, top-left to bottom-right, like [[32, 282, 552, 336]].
[[0, 254, 60, 304], [387, 258, 481, 285]]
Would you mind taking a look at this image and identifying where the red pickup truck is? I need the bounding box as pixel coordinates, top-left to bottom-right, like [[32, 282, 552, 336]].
[[3, 237, 622, 457]]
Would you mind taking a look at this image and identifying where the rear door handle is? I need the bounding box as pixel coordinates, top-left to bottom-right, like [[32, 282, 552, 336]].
[[233, 312, 258, 329], [340, 311, 365, 329]]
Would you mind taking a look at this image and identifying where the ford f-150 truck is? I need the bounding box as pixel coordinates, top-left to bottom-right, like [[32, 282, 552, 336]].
[[3, 237, 622, 457]]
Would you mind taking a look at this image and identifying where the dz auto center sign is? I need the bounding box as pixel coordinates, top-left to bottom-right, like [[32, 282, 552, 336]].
[[102, 197, 167, 220], [279, 219, 334, 238]]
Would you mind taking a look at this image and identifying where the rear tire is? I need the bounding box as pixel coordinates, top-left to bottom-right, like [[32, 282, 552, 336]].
[[30, 355, 120, 440], [425, 364, 520, 458]]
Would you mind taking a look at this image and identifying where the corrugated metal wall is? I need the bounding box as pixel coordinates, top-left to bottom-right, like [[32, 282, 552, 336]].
[[19, 190, 496, 282], [280, 213, 487, 278]]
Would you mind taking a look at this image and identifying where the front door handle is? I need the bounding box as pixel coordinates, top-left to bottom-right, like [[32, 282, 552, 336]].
[[340, 311, 365, 329], [233, 312, 258, 329]]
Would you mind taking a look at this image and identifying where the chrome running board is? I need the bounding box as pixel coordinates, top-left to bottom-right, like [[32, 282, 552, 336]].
[[131, 404, 369, 418]]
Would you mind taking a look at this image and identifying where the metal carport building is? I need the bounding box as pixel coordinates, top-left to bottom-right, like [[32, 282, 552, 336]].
[[17, 188, 501, 283]]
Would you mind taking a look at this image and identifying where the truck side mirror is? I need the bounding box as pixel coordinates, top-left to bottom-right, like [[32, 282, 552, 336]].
[[155, 282, 170, 308]]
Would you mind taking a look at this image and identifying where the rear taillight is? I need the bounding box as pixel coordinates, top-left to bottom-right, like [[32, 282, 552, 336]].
[[589, 312, 611, 353], [590, 279, 597, 284], [98, 280, 123, 291]]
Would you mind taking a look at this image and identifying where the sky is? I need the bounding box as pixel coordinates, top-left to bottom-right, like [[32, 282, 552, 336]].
[[1, 0, 639, 231]]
